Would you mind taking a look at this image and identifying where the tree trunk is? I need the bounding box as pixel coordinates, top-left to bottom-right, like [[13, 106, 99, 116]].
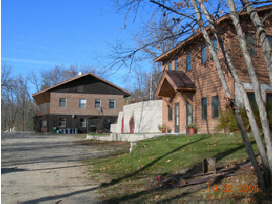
[[240, 0, 272, 85], [198, 0, 271, 190], [227, 0, 272, 172]]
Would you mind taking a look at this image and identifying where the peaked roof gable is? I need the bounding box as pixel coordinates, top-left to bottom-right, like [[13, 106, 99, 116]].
[[32, 73, 131, 105], [153, 5, 272, 63], [156, 70, 196, 98]]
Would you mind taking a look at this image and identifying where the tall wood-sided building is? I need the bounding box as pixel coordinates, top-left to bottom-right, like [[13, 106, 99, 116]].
[[155, 5, 272, 133]]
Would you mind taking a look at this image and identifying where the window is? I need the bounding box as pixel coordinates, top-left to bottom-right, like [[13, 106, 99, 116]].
[[186, 52, 192, 71], [80, 118, 86, 127], [103, 119, 110, 129], [175, 58, 179, 71], [266, 92, 272, 107], [201, 43, 207, 64], [202, 98, 207, 119], [79, 99, 86, 108], [109, 99, 115, 109], [212, 96, 219, 118], [95, 99, 101, 109], [168, 105, 173, 121], [210, 39, 218, 60], [76, 85, 84, 93], [246, 32, 257, 55], [168, 61, 173, 70], [267, 35, 272, 47], [247, 92, 257, 110], [59, 98, 66, 108], [59, 118, 66, 127], [41, 120, 47, 128]]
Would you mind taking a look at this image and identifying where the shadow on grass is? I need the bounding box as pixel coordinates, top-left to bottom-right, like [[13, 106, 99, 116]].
[[100, 136, 208, 186], [99, 139, 257, 203]]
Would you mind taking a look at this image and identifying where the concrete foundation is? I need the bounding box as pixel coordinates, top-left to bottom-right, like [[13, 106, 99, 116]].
[[86, 133, 164, 142], [110, 100, 162, 134]]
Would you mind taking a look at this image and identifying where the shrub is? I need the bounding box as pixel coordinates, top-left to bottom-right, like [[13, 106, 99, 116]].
[[216, 104, 272, 133], [216, 106, 239, 132]]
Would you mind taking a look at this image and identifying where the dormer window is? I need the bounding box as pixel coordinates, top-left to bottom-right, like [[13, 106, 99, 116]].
[[267, 35, 272, 47], [210, 39, 218, 60], [202, 43, 207, 64], [186, 52, 192, 71], [246, 32, 257, 56], [175, 58, 179, 71], [168, 61, 173, 70]]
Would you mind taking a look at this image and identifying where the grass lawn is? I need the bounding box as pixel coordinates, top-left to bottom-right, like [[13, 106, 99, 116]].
[[86, 133, 271, 202]]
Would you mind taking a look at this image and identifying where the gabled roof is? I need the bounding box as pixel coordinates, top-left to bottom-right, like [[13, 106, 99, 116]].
[[155, 70, 196, 98], [153, 4, 272, 63], [32, 73, 131, 105]]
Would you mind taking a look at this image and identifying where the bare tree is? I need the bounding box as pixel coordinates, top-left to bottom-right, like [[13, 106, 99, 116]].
[[40, 64, 79, 90], [191, 0, 270, 190], [28, 71, 41, 93], [108, 0, 272, 190], [134, 15, 182, 59], [1, 63, 12, 87], [227, 0, 272, 174], [197, 0, 271, 189]]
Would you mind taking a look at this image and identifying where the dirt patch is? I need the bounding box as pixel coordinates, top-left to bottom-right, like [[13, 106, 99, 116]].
[[95, 162, 272, 203], [1, 133, 121, 203]]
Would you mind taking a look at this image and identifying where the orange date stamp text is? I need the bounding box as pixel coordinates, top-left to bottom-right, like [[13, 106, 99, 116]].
[[208, 184, 259, 193]]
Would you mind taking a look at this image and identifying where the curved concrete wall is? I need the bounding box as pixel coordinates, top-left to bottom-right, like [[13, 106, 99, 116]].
[[111, 100, 162, 133]]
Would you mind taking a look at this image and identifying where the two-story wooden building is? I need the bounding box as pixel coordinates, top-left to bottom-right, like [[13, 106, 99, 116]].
[[155, 5, 272, 133], [32, 73, 131, 133]]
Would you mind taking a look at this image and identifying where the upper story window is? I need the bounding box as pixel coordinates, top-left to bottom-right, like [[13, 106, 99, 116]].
[[267, 35, 272, 47], [212, 95, 219, 118], [186, 52, 192, 71], [201, 43, 207, 64], [95, 99, 101, 109], [59, 98, 66, 108], [175, 58, 179, 71], [76, 85, 84, 93], [168, 61, 173, 70], [210, 39, 218, 60], [109, 99, 115, 109], [79, 99, 86, 108], [246, 32, 257, 55]]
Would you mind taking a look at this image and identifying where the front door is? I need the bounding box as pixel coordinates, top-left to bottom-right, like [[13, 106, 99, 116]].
[[186, 101, 193, 133], [174, 103, 180, 133], [41, 120, 48, 132]]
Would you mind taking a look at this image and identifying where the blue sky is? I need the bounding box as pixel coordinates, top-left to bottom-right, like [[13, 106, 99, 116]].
[[2, 0, 153, 93]]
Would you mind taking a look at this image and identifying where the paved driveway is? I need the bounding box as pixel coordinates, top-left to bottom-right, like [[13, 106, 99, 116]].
[[1, 133, 110, 203]]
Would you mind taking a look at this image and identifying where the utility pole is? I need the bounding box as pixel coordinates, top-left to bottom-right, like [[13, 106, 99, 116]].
[[150, 74, 153, 101]]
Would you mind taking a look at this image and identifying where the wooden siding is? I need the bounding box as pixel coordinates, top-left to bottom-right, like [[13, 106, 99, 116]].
[[159, 9, 271, 133], [50, 74, 130, 96]]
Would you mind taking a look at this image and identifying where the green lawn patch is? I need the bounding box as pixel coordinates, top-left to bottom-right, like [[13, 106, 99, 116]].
[[73, 134, 87, 139], [87, 132, 110, 136], [87, 133, 270, 202]]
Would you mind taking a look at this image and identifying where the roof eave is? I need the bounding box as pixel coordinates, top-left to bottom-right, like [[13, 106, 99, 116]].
[[32, 72, 132, 105], [153, 5, 272, 63]]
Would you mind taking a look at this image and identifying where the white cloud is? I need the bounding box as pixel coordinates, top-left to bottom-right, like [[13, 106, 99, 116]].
[[1, 57, 56, 66]]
